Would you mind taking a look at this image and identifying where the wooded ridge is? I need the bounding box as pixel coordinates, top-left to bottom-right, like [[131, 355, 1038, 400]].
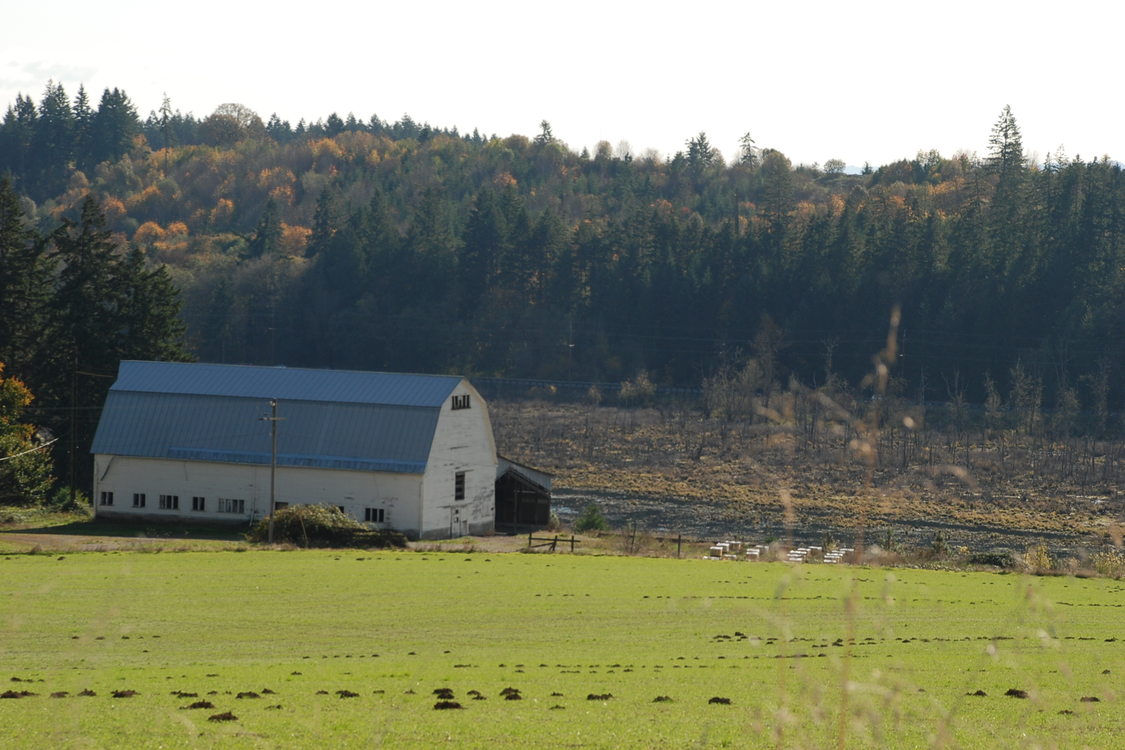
[[2, 86, 1122, 460]]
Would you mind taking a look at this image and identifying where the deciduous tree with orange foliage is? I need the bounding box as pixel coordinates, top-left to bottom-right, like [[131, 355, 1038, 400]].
[[0, 362, 53, 505]]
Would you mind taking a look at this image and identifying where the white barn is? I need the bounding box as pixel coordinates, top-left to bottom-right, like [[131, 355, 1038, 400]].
[[90, 361, 497, 539]]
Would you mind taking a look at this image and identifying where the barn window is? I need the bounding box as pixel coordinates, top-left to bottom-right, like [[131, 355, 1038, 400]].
[[132, 493, 146, 508], [191, 496, 205, 511], [99, 491, 113, 506], [364, 507, 385, 523], [451, 394, 470, 410], [218, 497, 245, 514], [159, 494, 179, 510], [455, 471, 466, 501]]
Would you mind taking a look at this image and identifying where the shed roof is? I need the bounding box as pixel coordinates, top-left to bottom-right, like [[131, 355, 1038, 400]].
[[497, 455, 553, 492], [91, 362, 465, 474]]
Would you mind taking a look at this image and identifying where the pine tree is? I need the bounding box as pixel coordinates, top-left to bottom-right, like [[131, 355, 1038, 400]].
[[987, 105, 1025, 177]]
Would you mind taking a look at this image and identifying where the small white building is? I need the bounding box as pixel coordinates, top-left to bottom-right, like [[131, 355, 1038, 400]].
[[90, 361, 497, 539]]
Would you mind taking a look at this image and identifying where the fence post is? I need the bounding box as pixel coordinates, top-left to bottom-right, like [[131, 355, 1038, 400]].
[[570, 535, 575, 553], [551, 535, 558, 552], [528, 529, 533, 549], [677, 533, 682, 558]]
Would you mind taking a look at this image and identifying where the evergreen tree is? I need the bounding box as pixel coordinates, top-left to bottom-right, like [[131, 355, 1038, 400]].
[[90, 88, 139, 166], [0, 94, 38, 184], [758, 149, 794, 260], [325, 113, 345, 136], [534, 120, 555, 145], [985, 105, 1029, 288], [246, 198, 281, 257], [459, 188, 507, 312], [738, 132, 758, 167], [32, 81, 74, 196], [44, 197, 188, 491], [43, 197, 127, 490], [686, 132, 717, 172], [158, 94, 175, 151], [116, 245, 190, 363], [198, 276, 237, 363], [987, 105, 1025, 177], [408, 188, 457, 258], [0, 177, 52, 374], [265, 113, 293, 142], [317, 212, 370, 303], [71, 85, 94, 169], [307, 188, 336, 257]]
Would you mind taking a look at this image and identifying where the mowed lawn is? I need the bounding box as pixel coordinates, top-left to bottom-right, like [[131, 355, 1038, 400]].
[[0, 550, 1121, 749]]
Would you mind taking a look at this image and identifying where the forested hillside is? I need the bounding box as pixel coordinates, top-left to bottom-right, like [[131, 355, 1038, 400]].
[[2, 84, 1123, 449]]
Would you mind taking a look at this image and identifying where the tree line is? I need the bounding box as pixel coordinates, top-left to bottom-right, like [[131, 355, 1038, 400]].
[[0, 175, 187, 499], [1, 84, 1123, 501]]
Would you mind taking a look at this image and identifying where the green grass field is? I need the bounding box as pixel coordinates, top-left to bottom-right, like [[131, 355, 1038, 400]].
[[1, 549, 1121, 749]]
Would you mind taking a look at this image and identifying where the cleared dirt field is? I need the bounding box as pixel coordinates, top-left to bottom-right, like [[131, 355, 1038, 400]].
[[490, 395, 1124, 556]]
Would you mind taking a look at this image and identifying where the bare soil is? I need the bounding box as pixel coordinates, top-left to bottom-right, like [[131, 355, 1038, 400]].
[[490, 395, 1124, 555]]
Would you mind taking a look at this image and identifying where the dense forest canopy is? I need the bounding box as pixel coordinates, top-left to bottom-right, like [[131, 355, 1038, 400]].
[[1, 83, 1123, 484]]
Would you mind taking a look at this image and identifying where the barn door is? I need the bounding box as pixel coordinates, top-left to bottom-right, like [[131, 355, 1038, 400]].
[[449, 507, 470, 538]]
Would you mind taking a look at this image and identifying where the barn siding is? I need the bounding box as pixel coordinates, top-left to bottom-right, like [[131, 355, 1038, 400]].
[[94, 455, 425, 535]]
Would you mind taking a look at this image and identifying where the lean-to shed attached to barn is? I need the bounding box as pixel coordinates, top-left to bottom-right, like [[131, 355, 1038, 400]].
[[495, 456, 553, 529]]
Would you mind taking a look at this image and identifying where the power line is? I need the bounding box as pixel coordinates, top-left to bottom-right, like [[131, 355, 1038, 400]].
[[0, 436, 59, 462]]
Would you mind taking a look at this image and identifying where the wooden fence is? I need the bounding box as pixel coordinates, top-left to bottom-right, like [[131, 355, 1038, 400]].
[[527, 528, 687, 556], [526, 533, 579, 552]]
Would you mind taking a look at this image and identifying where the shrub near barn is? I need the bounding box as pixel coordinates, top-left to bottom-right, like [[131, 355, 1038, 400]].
[[0, 363, 53, 505], [246, 504, 406, 548]]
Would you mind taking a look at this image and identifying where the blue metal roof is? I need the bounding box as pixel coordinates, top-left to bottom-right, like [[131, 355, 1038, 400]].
[[91, 362, 463, 474], [109, 361, 461, 407]]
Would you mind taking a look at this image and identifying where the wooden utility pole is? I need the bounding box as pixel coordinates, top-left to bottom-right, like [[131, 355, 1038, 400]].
[[69, 353, 77, 506], [260, 399, 283, 543]]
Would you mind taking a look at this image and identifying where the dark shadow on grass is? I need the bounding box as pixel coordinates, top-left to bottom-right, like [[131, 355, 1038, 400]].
[[0, 516, 247, 541]]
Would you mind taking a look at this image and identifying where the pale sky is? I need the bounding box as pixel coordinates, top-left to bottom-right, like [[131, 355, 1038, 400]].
[[4, 1, 1122, 168]]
